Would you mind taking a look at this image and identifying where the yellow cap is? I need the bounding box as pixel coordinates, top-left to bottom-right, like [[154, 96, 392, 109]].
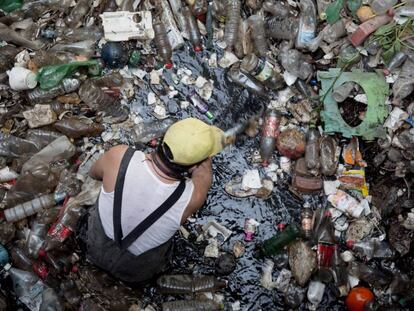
[[163, 118, 224, 165]]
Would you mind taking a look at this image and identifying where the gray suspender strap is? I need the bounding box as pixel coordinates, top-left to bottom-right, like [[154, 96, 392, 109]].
[[113, 147, 186, 250]]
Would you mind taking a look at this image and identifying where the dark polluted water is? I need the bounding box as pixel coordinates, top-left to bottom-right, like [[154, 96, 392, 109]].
[[132, 43, 346, 310]]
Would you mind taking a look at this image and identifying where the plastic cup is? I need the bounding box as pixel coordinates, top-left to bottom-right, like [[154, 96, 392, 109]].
[[8, 67, 38, 91]]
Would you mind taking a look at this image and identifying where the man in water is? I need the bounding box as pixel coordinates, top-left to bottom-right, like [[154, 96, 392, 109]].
[[85, 118, 223, 283]]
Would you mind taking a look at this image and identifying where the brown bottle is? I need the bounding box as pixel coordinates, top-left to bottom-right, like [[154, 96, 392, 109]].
[[54, 117, 105, 139]]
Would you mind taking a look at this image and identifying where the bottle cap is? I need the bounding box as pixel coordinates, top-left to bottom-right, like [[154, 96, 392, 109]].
[[346, 240, 354, 249], [194, 45, 203, 52], [205, 111, 214, 119], [277, 223, 286, 231], [165, 61, 174, 69]]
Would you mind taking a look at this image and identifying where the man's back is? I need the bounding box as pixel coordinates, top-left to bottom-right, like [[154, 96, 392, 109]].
[[97, 150, 194, 256]]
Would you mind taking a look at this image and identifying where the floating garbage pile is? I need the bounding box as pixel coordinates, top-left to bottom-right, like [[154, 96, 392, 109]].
[[0, 0, 414, 309]]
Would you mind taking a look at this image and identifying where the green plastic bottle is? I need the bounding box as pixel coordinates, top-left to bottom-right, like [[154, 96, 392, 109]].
[[256, 224, 301, 257]]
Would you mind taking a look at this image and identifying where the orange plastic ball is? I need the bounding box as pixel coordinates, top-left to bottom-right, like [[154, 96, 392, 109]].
[[346, 287, 374, 311]]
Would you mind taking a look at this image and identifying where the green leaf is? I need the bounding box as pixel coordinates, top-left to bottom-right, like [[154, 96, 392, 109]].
[[382, 46, 395, 64], [325, 0, 344, 24], [394, 40, 401, 52], [374, 22, 396, 37]]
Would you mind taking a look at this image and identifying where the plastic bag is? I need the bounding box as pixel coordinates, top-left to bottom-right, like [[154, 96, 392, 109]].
[[37, 60, 100, 90]]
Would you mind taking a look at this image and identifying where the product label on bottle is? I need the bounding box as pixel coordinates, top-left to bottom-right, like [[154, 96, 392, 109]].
[[20, 280, 44, 311], [254, 58, 274, 82], [297, 24, 315, 45], [262, 116, 280, 138], [301, 217, 313, 231]]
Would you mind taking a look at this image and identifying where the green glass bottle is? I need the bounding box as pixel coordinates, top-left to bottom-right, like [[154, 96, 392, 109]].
[[256, 224, 301, 257]]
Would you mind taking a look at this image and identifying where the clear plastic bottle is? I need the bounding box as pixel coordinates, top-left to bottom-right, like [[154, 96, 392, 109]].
[[347, 238, 394, 260], [307, 280, 325, 306], [153, 21, 173, 68], [27, 222, 48, 258], [157, 275, 226, 294], [247, 15, 268, 57], [187, 92, 214, 119], [370, 0, 397, 15], [323, 19, 346, 44], [11, 247, 34, 271], [26, 129, 63, 148], [54, 117, 104, 139], [133, 118, 175, 144], [168, 0, 190, 38], [206, 0, 214, 49], [348, 261, 392, 287], [29, 50, 78, 70], [241, 54, 284, 90], [78, 80, 128, 120], [392, 59, 414, 103], [223, 0, 241, 50], [4, 193, 65, 223], [296, 0, 317, 50], [332, 82, 355, 103], [262, 0, 289, 17], [162, 300, 220, 311], [27, 78, 81, 104], [266, 16, 299, 40], [55, 26, 102, 42], [278, 49, 313, 80], [383, 51, 407, 75], [21, 136, 76, 173], [8, 267, 45, 310], [159, 0, 185, 50], [50, 40, 96, 57], [260, 109, 280, 166], [183, 6, 203, 52], [305, 128, 320, 170], [227, 64, 267, 97], [64, 0, 91, 28], [40, 287, 62, 311], [301, 201, 313, 239], [0, 133, 40, 157], [0, 24, 44, 50]]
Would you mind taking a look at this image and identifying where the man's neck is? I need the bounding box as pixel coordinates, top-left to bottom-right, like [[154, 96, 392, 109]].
[[146, 153, 181, 183]]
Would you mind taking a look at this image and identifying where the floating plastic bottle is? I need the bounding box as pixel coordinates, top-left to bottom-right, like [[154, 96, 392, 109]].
[[383, 51, 407, 76], [332, 82, 355, 103], [79, 80, 128, 120], [223, 0, 241, 50], [347, 238, 394, 261], [262, 0, 289, 17], [187, 92, 214, 119], [27, 78, 80, 104], [0, 133, 40, 157], [260, 109, 280, 166], [162, 300, 220, 311], [21, 135, 76, 173], [227, 64, 267, 97], [64, 0, 91, 28], [256, 224, 301, 257], [296, 0, 317, 50], [0, 24, 44, 50], [370, 0, 396, 15], [305, 128, 320, 171], [301, 201, 313, 239], [266, 16, 299, 40], [133, 118, 175, 144], [349, 14, 393, 47], [240, 54, 284, 90], [279, 49, 313, 80], [157, 275, 226, 294], [183, 6, 203, 51], [50, 40, 96, 57], [152, 21, 173, 68], [54, 118, 104, 139], [27, 222, 48, 258], [4, 193, 65, 223], [8, 267, 45, 310], [392, 59, 414, 102], [247, 15, 268, 57]]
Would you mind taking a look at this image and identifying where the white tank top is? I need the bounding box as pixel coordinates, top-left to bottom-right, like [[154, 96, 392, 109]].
[[98, 151, 194, 256]]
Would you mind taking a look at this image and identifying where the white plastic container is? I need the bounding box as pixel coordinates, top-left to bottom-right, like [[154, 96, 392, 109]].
[[8, 67, 37, 91]]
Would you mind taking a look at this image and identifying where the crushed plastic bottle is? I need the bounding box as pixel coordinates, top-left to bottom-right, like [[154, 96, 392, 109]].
[[266, 16, 299, 40], [27, 78, 81, 104], [260, 109, 280, 166], [64, 0, 91, 28], [183, 6, 203, 52], [54, 118, 105, 139], [279, 48, 313, 80], [347, 238, 394, 260], [383, 51, 407, 75], [262, 0, 289, 17], [133, 119, 175, 144], [392, 59, 414, 103], [305, 128, 320, 171], [247, 15, 268, 57], [296, 0, 317, 50], [223, 0, 241, 50], [370, 0, 397, 15], [153, 20, 173, 68], [157, 274, 226, 294], [4, 192, 66, 223], [332, 82, 356, 103]]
